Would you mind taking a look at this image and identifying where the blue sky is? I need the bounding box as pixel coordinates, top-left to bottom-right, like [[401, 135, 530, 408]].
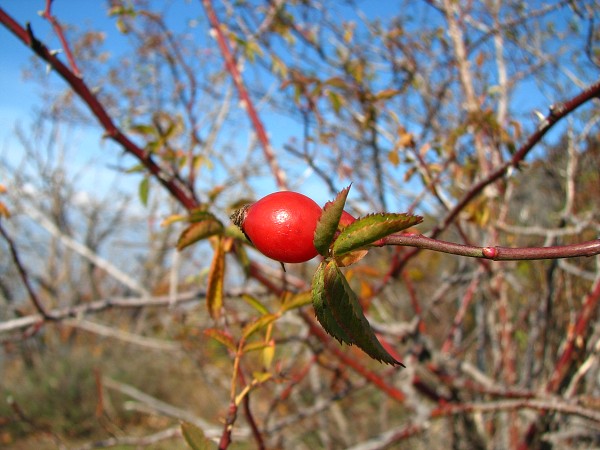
[[1, 1, 596, 210]]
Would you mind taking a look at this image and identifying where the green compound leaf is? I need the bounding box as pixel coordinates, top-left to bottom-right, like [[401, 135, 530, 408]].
[[313, 185, 351, 257], [323, 261, 403, 366], [333, 213, 423, 256], [312, 261, 353, 345]]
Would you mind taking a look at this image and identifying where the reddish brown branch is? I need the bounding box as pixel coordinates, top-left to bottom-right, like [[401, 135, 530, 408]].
[[201, 0, 287, 190], [0, 220, 55, 320], [435, 78, 600, 236], [242, 393, 265, 450], [389, 79, 600, 275], [382, 233, 600, 261], [0, 7, 199, 211], [299, 310, 407, 403], [517, 277, 600, 449]]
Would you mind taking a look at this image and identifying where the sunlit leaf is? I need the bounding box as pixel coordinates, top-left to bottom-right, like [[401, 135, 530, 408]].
[[262, 341, 275, 369], [242, 314, 278, 340], [327, 90, 344, 114], [206, 237, 226, 319], [374, 88, 401, 101], [129, 123, 157, 136], [241, 293, 270, 315], [333, 213, 423, 256], [0, 202, 11, 218], [334, 248, 369, 267], [252, 371, 273, 384], [139, 177, 150, 206], [242, 341, 270, 353], [280, 291, 312, 312], [323, 76, 349, 90], [388, 149, 400, 166], [314, 185, 351, 256], [177, 219, 223, 251], [323, 261, 402, 365], [204, 328, 236, 352], [181, 422, 215, 450]]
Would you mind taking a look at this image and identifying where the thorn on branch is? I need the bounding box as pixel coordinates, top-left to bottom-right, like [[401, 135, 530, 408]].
[[25, 22, 43, 53]]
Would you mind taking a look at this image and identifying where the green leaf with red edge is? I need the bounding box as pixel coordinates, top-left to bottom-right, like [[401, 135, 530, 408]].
[[312, 261, 353, 345], [314, 185, 351, 256], [333, 213, 423, 256], [177, 219, 223, 251], [323, 261, 403, 366], [206, 237, 226, 319], [181, 421, 216, 450], [204, 328, 236, 351]]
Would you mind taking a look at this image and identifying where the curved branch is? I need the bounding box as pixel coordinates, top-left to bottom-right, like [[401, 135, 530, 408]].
[[0, 7, 199, 211], [435, 78, 600, 236]]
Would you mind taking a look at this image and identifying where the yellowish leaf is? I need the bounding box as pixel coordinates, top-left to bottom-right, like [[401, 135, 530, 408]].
[[206, 237, 226, 319]]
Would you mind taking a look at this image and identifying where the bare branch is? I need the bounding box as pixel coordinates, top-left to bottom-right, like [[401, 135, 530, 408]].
[[0, 6, 199, 211], [0, 219, 55, 320]]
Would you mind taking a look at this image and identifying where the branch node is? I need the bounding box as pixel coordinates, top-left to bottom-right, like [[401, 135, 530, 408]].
[[482, 247, 498, 259]]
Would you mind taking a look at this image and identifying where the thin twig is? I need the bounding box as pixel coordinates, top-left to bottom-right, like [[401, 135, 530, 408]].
[[0, 6, 199, 210], [0, 219, 55, 320], [201, 0, 288, 190], [40, 0, 82, 77]]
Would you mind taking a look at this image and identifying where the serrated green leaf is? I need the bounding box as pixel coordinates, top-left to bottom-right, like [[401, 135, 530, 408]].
[[333, 213, 423, 256], [323, 261, 403, 366], [312, 261, 353, 345], [177, 220, 223, 251], [181, 422, 215, 450], [139, 177, 150, 206], [314, 185, 351, 256]]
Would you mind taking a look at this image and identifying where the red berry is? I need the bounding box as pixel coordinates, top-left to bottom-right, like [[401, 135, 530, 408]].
[[231, 191, 323, 263]]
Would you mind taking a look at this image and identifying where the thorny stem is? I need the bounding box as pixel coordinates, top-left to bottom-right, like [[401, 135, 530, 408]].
[[0, 6, 199, 211], [382, 233, 600, 260], [435, 78, 600, 237]]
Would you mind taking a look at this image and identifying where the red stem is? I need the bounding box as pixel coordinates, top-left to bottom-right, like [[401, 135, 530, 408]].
[[434, 78, 600, 236], [201, 0, 287, 191], [41, 0, 81, 77], [383, 233, 600, 261]]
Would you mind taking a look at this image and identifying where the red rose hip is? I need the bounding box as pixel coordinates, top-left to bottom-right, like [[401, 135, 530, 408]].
[[231, 191, 323, 263]]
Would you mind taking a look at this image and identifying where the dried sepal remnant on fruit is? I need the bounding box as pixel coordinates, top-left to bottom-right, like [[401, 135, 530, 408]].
[[230, 191, 322, 263]]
